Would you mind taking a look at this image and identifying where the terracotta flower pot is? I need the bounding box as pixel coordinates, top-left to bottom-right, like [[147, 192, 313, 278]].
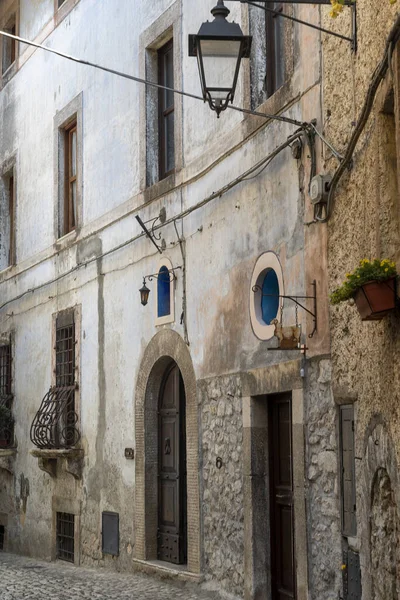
[[354, 277, 397, 321]]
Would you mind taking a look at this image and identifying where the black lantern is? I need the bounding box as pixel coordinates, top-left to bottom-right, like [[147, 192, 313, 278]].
[[189, 0, 252, 117], [139, 279, 150, 306]]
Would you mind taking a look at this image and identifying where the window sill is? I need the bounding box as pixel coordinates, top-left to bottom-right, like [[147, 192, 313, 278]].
[[244, 78, 293, 137], [55, 229, 78, 251], [0, 448, 17, 473], [144, 173, 176, 204], [55, 0, 80, 27], [0, 264, 15, 282], [30, 448, 84, 479], [155, 314, 174, 326], [1, 61, 17, 88]]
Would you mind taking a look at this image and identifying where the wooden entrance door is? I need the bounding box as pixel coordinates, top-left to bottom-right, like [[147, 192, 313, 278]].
[[269, 394, 296, 600], [158, 364, 187, 564]]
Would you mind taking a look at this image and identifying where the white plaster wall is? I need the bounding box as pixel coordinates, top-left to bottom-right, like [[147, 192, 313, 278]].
[[0, 0, 324, 586]]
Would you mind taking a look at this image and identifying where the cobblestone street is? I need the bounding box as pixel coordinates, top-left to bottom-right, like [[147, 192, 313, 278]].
[[0, 553, 219, 600]]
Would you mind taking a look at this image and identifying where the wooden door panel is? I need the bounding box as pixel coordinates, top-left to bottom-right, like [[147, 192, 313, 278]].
[[270, 394, 296, 600], [158, 364, 187, 564], [160, 417, 178, 474], [160, 479, 178, 528]]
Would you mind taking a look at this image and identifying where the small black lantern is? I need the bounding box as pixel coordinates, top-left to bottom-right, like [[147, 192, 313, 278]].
[[139, 279, 150, 306], [189, 0, 252, 117]]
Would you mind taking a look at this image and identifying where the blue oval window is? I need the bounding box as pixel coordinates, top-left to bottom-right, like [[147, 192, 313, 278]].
[[261, 269, 279, 325], [157, 266, 171, 318]]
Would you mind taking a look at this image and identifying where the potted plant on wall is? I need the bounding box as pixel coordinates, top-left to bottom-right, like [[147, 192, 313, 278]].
[[330, 259, 398, 321], [0, 404, 13, 448]]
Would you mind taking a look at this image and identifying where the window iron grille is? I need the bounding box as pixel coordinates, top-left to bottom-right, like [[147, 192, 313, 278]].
[[30, 313, 79, 449], [0, 343, 12, 398], [56, 512, 74, 563], [0, 343, 14, 448]]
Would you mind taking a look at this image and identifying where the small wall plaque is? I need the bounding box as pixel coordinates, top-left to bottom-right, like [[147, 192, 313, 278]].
[[124, 448, 134, 460]]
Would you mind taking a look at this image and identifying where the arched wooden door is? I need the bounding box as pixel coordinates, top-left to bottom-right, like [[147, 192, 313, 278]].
[[158, 363, 187, 564]]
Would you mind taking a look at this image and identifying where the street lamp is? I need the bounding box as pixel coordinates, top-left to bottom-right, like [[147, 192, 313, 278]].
[[189, 0, 252, 117], [139, 279, 150, 306]]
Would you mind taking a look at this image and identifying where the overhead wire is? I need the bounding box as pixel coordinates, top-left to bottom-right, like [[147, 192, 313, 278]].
[[316, 13, 400, 222], [0, 29, 303, 128], [0, 130, 307, 313]]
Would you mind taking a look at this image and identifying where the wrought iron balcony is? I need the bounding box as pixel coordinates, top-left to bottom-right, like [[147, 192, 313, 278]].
[[0, 395, 15, 449], [30, 386, 80, 450]]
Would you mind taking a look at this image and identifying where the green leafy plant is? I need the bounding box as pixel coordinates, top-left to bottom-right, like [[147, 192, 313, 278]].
[[330, 259, 397, 304], [330, 0, 396, 18]]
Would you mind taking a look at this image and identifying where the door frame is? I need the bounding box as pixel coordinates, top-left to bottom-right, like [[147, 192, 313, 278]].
[[134, 330, 201, 575], [242, 360, 308, 600]]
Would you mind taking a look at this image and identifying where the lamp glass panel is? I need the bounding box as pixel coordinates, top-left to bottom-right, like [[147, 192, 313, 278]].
[[199, 39, 241, 99]]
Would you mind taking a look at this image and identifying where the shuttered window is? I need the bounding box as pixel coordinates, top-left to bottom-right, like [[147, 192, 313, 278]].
[[265, 2, 285, 97], [340, 405, 357, 536], [158, 40, 175, 180]]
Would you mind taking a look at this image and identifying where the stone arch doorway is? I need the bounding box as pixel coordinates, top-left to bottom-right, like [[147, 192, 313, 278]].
[[134, 330, 200, 574], [370, 468, 398, 600]]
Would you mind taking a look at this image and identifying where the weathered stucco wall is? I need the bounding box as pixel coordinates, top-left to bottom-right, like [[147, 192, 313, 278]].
[[322, 1, 400, 597]]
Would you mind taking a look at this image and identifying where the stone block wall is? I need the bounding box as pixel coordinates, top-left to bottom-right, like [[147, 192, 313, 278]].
[[198, 375, 244, 599], [305, 358, 342, 600]]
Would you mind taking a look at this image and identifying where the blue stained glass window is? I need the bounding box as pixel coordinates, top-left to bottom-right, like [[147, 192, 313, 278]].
[[157, 266, 171, 318], [261, 269, 279, 325]]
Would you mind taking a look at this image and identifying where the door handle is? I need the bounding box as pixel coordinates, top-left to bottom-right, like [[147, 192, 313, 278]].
[[164, 438, 171, 455]]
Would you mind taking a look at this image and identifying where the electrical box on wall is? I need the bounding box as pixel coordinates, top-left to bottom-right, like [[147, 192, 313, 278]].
[[102, 512, 119, 556], [309, 174, 332, 205]]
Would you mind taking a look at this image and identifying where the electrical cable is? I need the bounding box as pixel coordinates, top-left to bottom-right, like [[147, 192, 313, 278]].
[[0, 29, 303, 128], [316, 14, 400, 222], [0, 130, 306, 313]]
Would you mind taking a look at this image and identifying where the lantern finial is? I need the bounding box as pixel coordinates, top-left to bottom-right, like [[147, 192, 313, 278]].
[[211, 0, 230, 19]]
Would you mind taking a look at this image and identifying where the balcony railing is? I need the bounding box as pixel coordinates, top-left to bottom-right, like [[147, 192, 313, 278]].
[[30, 386, 80, 449]]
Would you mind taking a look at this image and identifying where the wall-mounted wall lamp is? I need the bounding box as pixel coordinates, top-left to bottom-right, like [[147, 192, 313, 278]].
[[139, 267, 182, 306]]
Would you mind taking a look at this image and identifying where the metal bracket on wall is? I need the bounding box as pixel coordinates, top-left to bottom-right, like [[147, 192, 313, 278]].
[[135, 207, 167, 254], [143, 266, 182, 285], [253, 280, 318, 339], [229, 0, 357, 51]]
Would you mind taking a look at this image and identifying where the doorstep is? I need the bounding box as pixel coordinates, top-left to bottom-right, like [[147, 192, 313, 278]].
[[132, 558, 203, 583]]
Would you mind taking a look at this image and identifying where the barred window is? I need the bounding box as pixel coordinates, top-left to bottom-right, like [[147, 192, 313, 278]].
[[55, 311, 76, 448], [0, 343, 12, 398], [56, 312, 75, 388], [56, 512, 74, 562]]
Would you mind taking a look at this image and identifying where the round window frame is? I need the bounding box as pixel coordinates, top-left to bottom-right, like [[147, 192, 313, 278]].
[[249, 252, 284, 341]]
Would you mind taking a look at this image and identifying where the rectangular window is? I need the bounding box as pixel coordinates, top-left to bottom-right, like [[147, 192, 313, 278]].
[[0, 170, 16, 270], [158, 40, 175, 180], [2, 14, 17, 75], [265, 2, 285, 97], [340, 405, 357, 537], [0, 343, 12, 398], [0, 525, 4, 550], [55, 311, 76, 446], [56, 512, 75, 562], [0, 341, 13, 448], [61, 120, 77, 236]]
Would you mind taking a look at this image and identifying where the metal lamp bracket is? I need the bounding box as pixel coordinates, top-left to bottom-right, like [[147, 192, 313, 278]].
[[231, 0, 357, 51], [143, 266, 182, 285], [253, 280, 318, 339], [136, 207, 167, 254]]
